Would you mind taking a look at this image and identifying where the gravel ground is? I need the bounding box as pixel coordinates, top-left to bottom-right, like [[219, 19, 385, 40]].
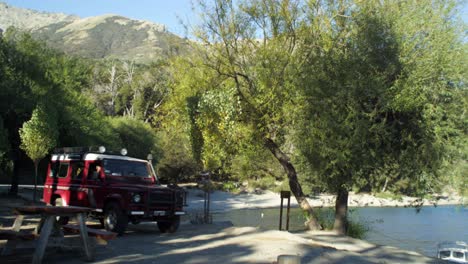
[[0, 188, 452, 264], [0, 220, 448, 264]]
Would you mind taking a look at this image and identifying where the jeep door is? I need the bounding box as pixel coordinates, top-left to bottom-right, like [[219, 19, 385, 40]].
[[44, 161, 70, 204], [69, 161, 86, 206], [46, 161, 75, 206], [83, 161, 106, 209]]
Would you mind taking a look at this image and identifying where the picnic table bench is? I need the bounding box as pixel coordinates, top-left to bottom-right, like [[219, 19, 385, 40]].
[[0, 205, 94, 264], [63, 224, 117, 245], [0, 230, 37, 241]]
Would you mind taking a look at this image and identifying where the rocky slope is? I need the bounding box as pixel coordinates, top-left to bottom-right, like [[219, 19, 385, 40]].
[[0, 2, 189, 63]]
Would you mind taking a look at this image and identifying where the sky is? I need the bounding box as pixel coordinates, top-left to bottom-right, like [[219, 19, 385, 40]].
[[1, 0, 197, 36], [2, 0, 468, 36]]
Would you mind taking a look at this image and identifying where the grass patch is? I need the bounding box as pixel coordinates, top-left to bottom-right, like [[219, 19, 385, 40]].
[[314, 208, 370, 239], [248, 177, 276, 190], [375, 192, 403, 201]]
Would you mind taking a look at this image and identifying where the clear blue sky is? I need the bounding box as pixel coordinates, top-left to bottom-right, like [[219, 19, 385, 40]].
[[2, 0, 467, 36], [1, 0, 197, 36]]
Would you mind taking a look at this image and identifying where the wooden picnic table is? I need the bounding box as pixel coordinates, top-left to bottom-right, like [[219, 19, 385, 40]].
[[1, 205, 94, 264]]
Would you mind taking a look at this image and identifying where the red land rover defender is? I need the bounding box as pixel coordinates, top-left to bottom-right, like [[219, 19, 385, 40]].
[[43, 147, 185, 235]]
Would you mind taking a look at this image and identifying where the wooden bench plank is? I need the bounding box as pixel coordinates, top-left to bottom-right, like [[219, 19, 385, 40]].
[[62, 225, 117, 241], [13, 206, 92, 216]]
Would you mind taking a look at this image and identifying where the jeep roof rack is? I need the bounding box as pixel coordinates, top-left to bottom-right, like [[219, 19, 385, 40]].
[[53, 147, 92, 155], [53, 146, 128, 156]]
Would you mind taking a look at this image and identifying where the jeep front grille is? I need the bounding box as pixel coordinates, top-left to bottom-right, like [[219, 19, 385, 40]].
[[174, 190, 184, 207], [149, 191, 173, 205], [148, 190, 185, 208]]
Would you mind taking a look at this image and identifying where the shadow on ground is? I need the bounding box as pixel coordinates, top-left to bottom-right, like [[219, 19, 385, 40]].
[[0, 193, 448, 264]]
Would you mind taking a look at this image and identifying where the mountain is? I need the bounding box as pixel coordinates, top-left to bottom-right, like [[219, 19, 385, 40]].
[[0, 2, 189, 63]]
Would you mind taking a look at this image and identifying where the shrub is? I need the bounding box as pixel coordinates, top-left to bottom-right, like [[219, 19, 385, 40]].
[[220, 181, 239, 193], [314, 208, 370, 239], [248, 176, 276, 190], [273, 180, 291, 193]]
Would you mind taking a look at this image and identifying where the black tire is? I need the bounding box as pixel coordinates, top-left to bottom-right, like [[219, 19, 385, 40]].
[[52, 198, 69, 225], [157, 216, 180, 233], [104, 202, 128, 235]]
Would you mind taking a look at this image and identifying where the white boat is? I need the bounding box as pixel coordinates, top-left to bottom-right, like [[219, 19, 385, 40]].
[[437, 241, 468, 263]]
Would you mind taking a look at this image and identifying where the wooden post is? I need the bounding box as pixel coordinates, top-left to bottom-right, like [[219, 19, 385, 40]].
[[279, 191, 291, 231], [77, 212, 94, 261], [32, 216, 54, 264], [286, 193, 291, 231], [279, 196, 284, 230]]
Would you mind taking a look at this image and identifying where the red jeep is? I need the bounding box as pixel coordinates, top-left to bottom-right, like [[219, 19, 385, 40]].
[[43, 147, 185, 235]]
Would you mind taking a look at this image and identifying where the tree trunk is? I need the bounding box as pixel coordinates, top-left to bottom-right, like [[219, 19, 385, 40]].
[[8, 149, 20, 196], [333, 187, 349, 235], [381, 178, 389, 193], [9, 158, 19, 196], [264, 138, 322, 230], [33, 160, 38, 202]]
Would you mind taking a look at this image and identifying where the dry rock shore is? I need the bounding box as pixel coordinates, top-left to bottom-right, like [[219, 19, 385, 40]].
[[186, 187, 465, 213]]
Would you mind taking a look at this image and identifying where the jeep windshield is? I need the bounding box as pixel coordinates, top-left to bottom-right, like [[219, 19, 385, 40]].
[[102, 159, 154, 179]]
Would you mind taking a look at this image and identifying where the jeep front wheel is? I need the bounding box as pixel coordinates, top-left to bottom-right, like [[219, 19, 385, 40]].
[[104, 202, 128, 235], [157, 216, 180, 233]]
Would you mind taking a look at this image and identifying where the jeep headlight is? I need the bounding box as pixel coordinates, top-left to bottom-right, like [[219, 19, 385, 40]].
[[133, 194, 141, 203]]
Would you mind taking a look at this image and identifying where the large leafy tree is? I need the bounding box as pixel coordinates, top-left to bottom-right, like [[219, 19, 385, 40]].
[[0, 29, 115, 193], [190, 0, 322, 229], [0, 116, 11, 179], [108, 116, 162, 160], [1, 30, 45, 194], [297, 0, 466, 234]]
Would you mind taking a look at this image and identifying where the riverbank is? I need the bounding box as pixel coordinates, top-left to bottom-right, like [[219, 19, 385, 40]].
[[0, 190, 455, 263], [185, 187, 466, 213], [0, 217, 446, 264]]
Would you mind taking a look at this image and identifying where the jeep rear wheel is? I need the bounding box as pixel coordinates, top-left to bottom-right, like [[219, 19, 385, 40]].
[[157, 216, 180, 233], [104, 202, 128, 235], [52, 198, 69, 225]]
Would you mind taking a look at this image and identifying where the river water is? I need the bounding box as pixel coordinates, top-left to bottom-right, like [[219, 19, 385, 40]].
[[213, 205, 467, 257]]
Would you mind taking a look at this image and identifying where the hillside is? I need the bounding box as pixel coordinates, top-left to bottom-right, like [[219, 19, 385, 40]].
[[0, 2, 189, 63]]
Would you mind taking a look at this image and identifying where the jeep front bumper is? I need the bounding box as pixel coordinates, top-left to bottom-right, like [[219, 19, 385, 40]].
[[129, 210, 185, 216]]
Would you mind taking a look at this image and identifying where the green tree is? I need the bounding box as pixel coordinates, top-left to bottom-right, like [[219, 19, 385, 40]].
[[190, 0, 322, 229], [1, 29, 46, 195], [1, 29, 111, 194], [19, 105, 58, 201], [108, 116, 162, 160], [0, 116, 11, 179], [297, 0, 466, 234]]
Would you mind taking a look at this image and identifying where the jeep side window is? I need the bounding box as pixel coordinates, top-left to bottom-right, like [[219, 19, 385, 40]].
[[57, 163, 69, 178], [87, 163, 102, 180], [103, 159, 150, 177], [49, 162, 59, 177], [71, 162, 84, 180], [103, 159, 121, 176]]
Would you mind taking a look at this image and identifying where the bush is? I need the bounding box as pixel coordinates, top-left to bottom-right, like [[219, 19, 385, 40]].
[[347, 220, 370, 239], [248, 176, 276, 190], [314, 208, 370, 239], [273, 180, 291, 193], [220, 181, 239, 193]]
